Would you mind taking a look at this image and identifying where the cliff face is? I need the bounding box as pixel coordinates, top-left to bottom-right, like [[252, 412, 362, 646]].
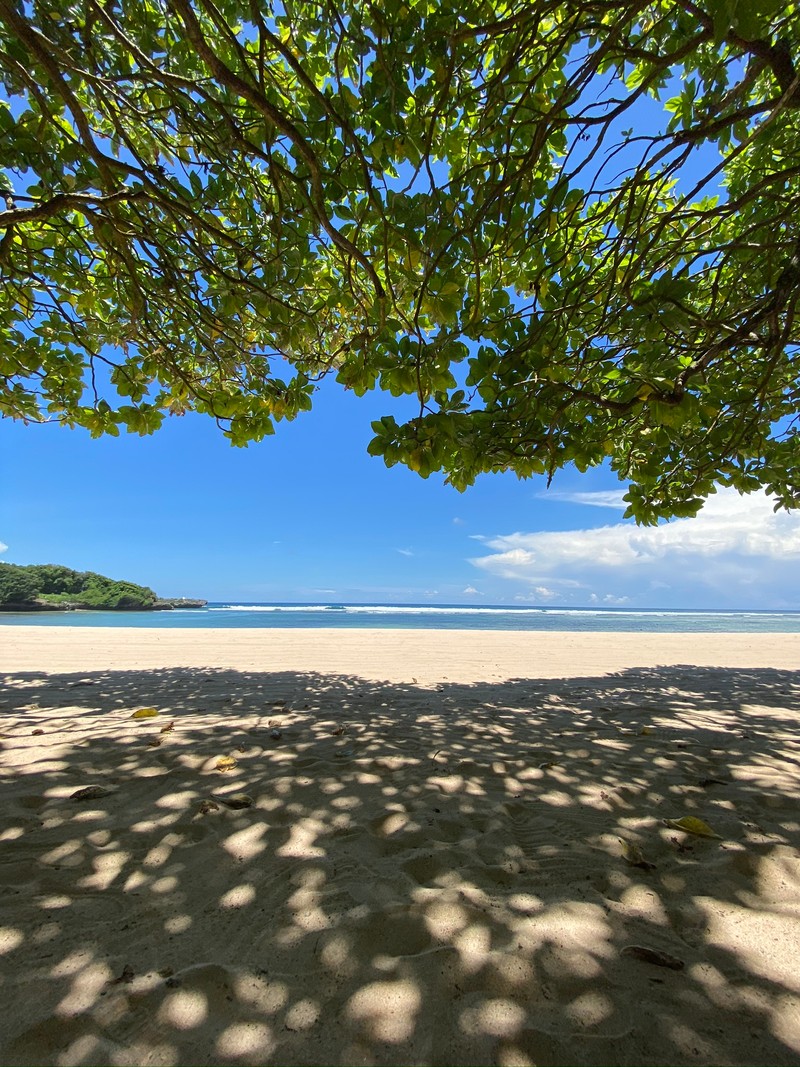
[[0, 601, 56, 612], [152, 599, 208, 610], [0, 598, 207, 612]]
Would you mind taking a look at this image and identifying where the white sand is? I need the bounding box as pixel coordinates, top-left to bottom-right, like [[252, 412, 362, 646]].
[[1, 626, 799, 1066]]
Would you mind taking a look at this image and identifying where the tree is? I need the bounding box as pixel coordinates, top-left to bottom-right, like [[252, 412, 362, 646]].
[[1, 0, 798, 521], [25, 563, 85, 595], [0, 562, 38, 604]]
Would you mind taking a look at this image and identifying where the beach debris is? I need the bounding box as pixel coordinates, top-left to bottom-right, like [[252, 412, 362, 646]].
[[538, 760, 559, 769], [211, 792, 254, 809], [333, 723, 348, 736], [621, 945, 684, 970], [669, 835, 694, 854], [32, 728, 44, 736], [70, 785, 115, 801], [664, 816, 722, 839], [270, 727, 282, 740], [131, 707, 159, 719], [160, 720, 175, 734], [158, 967, 174, 979], [147, 736, 164, 748], [197, 799, 220, 814], [698, 777, 728, 788], [619, 838, 656, 870], [109, 963, 135, 985], [216, 755, 237, 772]]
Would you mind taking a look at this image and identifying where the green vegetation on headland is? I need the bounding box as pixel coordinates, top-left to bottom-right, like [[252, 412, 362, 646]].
[[0, 562, 205, 612]]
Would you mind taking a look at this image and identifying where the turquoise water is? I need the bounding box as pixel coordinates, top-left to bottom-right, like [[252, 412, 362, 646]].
[[1, 603, 800, 632]]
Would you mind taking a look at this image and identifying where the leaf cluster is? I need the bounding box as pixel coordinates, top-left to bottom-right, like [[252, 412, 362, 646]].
[[1, 0, 799, 519]]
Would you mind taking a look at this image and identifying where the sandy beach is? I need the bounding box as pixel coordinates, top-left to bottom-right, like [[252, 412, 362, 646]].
[[1, 625, 799, 1066]]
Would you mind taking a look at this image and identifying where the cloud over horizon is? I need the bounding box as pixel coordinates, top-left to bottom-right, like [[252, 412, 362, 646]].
[[470, 488, 800, 608]]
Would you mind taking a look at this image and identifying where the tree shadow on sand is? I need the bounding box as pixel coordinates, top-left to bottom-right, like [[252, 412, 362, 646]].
[[1, 664, 799, 1065]]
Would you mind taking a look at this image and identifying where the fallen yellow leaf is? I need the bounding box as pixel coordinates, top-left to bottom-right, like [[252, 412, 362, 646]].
[[216, 755, 237, 772], [131, 707, 159, 719], [665, 816, 722, 839]]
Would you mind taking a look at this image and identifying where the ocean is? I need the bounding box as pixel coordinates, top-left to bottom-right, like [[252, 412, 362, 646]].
[[1, 603, 800, 632]]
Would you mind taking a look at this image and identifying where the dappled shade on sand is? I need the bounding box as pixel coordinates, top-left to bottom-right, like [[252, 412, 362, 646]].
[[1, 650, 799, 1064]]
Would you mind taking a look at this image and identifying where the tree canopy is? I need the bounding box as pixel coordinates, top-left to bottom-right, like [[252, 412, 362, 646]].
[[1, 0, 799, 521]]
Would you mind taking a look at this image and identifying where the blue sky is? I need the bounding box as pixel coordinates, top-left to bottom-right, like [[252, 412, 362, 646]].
[[2, 380, 799, 609]]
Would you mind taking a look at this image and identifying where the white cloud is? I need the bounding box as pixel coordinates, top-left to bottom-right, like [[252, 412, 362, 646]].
[[396, 548, 414, 557], [0, 541, 7, 556], [470, 488, 800, 608], [462, 585, 482, 595], [452, 517, 465, 526], [545, 490, 628, 508], [513, 586, 566, 602]]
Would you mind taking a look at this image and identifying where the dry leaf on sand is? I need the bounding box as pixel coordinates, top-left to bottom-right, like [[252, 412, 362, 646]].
[[70, 785, 114, 801], [622, 945, 684, 970], [211, 793, 254, 809], [664, 816, 722, 839], [619, 838, 656, 870]]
